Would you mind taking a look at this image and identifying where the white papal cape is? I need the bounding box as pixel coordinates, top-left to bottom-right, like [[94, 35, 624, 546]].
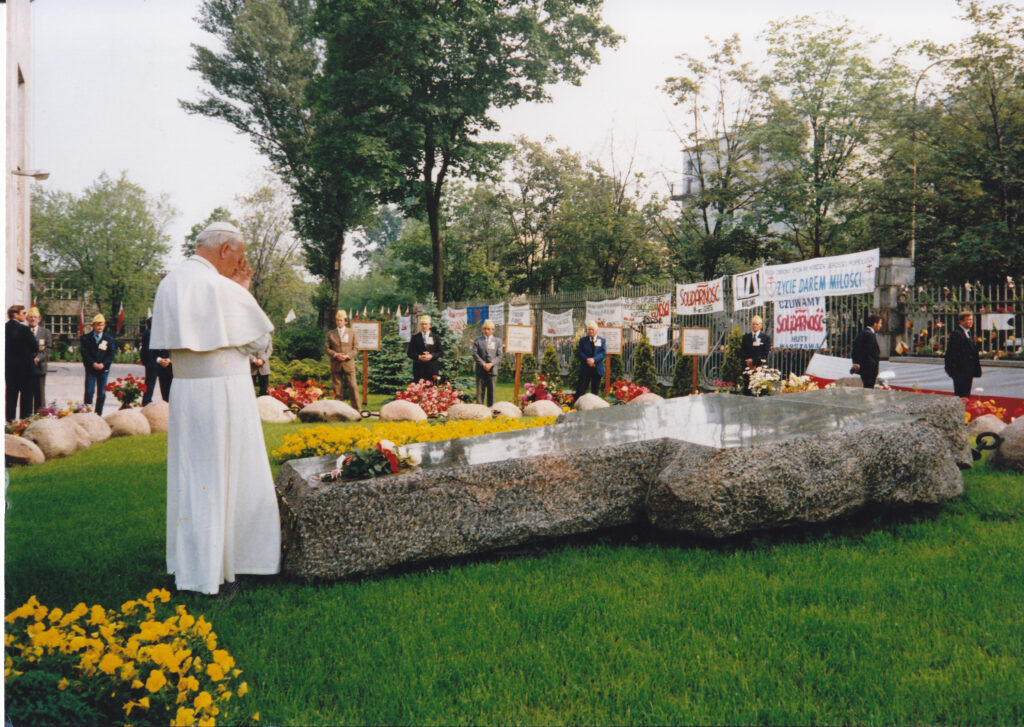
[[151, 256, 280, 594]]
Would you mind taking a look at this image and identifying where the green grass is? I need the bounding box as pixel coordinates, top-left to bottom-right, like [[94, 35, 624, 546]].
[[6, 429, 1024, 725]]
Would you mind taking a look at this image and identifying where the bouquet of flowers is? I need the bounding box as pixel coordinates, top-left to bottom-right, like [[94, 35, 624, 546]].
[[312, 440, 422, 483], [779, 373, 820, 394], [609, 380, 650, 403], [104, 374, 146, 408], [519, 374, 574, 409], [395, 377, 464, 416], [268, 379, 326, 413], [747, 366, 782, 397]]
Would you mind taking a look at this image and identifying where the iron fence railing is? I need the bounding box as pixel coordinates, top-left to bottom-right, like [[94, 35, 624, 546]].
[[444, 277, 1021, 389]]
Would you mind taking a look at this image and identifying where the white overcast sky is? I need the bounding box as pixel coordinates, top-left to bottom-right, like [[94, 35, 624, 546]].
[[22, 0, 971, 273]]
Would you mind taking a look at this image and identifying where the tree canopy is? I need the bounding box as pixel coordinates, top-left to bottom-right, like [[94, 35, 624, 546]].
[[31, 172, 176, 322]]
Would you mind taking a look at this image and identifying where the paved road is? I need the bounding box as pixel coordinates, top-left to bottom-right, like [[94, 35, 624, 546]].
[[40, 361, 149, 410]]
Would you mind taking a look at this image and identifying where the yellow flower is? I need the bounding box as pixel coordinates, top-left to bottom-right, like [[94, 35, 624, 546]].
[[198, 716, 216, 727], [57, 677, 69, 691], [212, 649, 234, 671], [252, 712, 260, 721], [145, 668, 167, 692], [139, 696, 150, 709], [194, 690, 213, 710], [48, 607, 64, 623], [31, 627, 62, 648], [132, 678, 144, 689], [206, 662, 225, 681], [237, 681, 249, 697], [98, 652, 124, 674], [60, 603, 89, 627], [149, 642, 174, 667], [88, 604, 107, 625], [174, 706, 197, 726]]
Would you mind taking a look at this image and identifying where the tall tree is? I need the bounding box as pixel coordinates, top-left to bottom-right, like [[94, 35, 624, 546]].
[[182, 206, 238, 257], [662, 35, 768, 279], [755, 16, 901, 259], [181, 0, 380, 308], [31, 172, 176, 321], [313, 0, 621, 303]]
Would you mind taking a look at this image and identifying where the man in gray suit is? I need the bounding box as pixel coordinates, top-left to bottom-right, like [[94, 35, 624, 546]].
[[26, 307, 52, 412], [472, 319, 503, 406]]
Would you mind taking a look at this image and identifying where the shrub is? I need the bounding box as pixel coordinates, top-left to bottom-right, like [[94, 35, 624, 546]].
[[519, 374, 574, 408], [520, 353, 538, 381], [608, 352, 624, 383], [566, 339, 582, 389], [394, 378, 464, 416], [369, 319, 414, 394], [274, 316, 325, 361], [667, 354, 694, 398], [719, 326, 745, 391], [4, 590, 257, 726], [539, 344, 562, 390], [631, 334, 661, 394], [497, 354, 516, 383]]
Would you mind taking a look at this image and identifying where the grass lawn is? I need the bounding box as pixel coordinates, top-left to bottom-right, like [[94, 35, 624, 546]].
[[5, 423, 1024, 725]]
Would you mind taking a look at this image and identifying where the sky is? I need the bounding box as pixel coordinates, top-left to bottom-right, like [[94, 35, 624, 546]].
[[23, 0, 972, 274]]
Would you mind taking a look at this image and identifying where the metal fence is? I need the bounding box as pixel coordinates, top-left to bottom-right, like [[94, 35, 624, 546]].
[[899, 280, 1022, 361], [445, 276, 1020, 389]]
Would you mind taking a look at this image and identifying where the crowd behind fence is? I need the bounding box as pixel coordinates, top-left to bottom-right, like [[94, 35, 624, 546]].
[[444, 276, 1021, 389]]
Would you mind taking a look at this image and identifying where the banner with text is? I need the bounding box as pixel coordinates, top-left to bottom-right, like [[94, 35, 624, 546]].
[[774, 296, 827, 349], [508, 304, 531, 325], [763, 249, 879, 301], [488, 303, 505, 326], [585, 298, 624, 327], [542, 309, 575, 337], [675, 277, 725, 315], [732, 268, 764, 310], [444, 307, 468, 335], [623, 293, 672, 325], [398, 315, 412, 342]]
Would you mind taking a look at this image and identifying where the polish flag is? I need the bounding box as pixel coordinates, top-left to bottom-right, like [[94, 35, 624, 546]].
[[116, 302, 125, 334], [78, 303, 85, 335]]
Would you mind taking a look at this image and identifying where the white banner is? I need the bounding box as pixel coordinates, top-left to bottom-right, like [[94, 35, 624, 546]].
[[763, 249, 879, 301], [488, 302, 506, 326], [623, 293, 672, 325], [981, 312, 1014, 331], [444, 307, 467, 335], [675, 278, 725, 315], [398, 315, 412, 342], [585, 298, 623, 327], [647, 325, 669, 347], [773, 296, 827, 349], [542, 309, 574, 337], [732, 268, 764, 310], [508, 303, 531, 325]]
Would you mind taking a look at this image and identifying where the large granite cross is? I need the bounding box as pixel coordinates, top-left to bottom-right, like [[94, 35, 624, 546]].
[[275, 389, 968, 580]]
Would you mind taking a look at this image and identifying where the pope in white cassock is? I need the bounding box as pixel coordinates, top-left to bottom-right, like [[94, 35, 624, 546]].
[[151, 222, 280, 595]]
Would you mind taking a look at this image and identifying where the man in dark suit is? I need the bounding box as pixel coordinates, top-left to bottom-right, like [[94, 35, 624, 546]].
[[81, 313, 116, 414], [141, 317, 173, 405], [407, 314, 443, 384], [574, 320, 606, 400], [738, 315, 772, 394], [326, 310, 361, 411], [472, 319, 503, 406], [26, 307, 52, 413], [944, 311, 982, 398], [850, 314, 883, 389], [6, 305, 36, 420]]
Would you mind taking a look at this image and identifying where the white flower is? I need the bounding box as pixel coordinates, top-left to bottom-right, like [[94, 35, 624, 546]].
[[398, 446, 422, 467], [378, 439, 396, 454], [335, 455, 347, 470]]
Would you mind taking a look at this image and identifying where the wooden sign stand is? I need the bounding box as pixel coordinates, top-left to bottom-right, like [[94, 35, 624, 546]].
[[514, 353, 522, 404], [362, 351, 369, 409]]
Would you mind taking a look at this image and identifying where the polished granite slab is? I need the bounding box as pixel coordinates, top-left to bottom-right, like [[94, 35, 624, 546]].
[[403, 393, 916, 470], [275, 390, 966, 579]]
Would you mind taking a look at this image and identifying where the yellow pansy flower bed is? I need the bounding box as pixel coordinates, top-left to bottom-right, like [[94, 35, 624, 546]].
[[273, 416, 558, 463], [5, 589, 257, 726]]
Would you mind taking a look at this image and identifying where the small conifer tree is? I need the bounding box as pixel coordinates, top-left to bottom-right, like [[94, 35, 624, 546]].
[[608, 352, 624, 383], [539, 344, 562, 389], [521, 353, 538, 380], [567, 338, 582, 390], [720, 326, 745, 390], [631, 334, 661, 394], [667, 354, 694, 397], [369, 318, 414, 394]]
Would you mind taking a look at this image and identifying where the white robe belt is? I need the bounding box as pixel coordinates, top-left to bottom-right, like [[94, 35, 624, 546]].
[[171, 348, 250, 379]]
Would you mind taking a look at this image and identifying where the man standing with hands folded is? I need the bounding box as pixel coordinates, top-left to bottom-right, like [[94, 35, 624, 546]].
[[326, 310, 361, 412]]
